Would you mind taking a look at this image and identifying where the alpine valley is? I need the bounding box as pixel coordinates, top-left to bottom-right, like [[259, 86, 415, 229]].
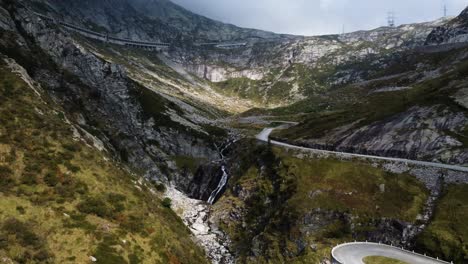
[[0, 0, 467, 263]]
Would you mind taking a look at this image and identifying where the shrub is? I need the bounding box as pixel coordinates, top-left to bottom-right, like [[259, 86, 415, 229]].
[[16, 206, 26, 214], [2, 218, 42, 249], [106, 193, 126, 214], [0, 165, 14, 190], [59, 151, 74, 162], [20, 172, 38, 185], [55, 178, 88, 201], [129, 253, 141, 264], [161, 198, 172, 208], [93, 235, 127, 264], [74, 181, 89, 195], [63, 143, 81, 152], [34, 249, 54, 262], [64, 161, 80, 173], [121, 215, 145, 233], [154, 182, 166, 192], [0, 236, 7, 250], [77, 197, 111, 218], [63, 213, 97, 233], [44, 171, 59, 187], [5, 148, 16, 162]]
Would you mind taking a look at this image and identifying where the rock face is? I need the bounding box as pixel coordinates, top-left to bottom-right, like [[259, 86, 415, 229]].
[[426, 6, 468, 45], [30, 0, 181, 42], [174, 20, 446, 105], [33, 0, 285, 42], [129, 0, 282, 41], [292, 106, 468, 165], [0, 1, 223, 194]]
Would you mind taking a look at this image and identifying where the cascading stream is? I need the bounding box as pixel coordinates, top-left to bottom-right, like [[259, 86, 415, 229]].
[[208, 138, 237, 204], [207, 166, 229, 204]]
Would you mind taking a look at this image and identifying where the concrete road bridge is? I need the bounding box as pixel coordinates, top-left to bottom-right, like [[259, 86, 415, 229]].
[[33, 12, 170, 51], [32, 12, 247, 51]]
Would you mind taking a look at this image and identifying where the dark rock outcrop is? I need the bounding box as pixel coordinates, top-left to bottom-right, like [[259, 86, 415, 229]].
[[426, 6, 468, 45]]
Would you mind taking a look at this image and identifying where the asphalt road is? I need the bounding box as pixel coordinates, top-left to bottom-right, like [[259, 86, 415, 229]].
[[256, 128, 468, 173], [332, 243, 450, 264]]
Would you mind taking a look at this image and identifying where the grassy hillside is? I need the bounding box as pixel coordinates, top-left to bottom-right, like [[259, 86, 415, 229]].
[[213, 63, 331, 106], [214, 143, 428, 263], [0, 58, 207, 263], [275, 47, 468, 129], [415, 184, 468, 263]]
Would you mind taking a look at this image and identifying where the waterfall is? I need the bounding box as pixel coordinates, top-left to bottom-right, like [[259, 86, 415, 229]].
[[207, 166, 229, 204], [207, 138, 237, 205]]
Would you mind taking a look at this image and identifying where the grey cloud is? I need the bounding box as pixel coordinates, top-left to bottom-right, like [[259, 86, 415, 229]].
[[170, 0, 468, 35]]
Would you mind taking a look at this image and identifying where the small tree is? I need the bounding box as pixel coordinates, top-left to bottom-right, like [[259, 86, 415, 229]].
[[161, 198, 172, 208]]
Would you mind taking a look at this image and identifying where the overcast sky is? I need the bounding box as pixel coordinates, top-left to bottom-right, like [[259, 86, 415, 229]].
[[171, 0, 468, 36]]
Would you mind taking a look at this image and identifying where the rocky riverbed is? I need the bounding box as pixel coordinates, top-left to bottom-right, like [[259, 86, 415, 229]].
[[165, 187, 234, 264]]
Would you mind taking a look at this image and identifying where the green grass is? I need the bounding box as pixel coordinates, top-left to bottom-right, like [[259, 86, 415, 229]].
[[363, 256, 408, 264], [0, 60, 208, 263], [415, 184, 468, 263], [213, 63, 334, 106], [277, 149, 428, 221]]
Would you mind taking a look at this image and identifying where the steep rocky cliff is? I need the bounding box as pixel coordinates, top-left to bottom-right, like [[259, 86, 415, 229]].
[[28, 0, 286, 43], [0, 45, 209, 264], [0, 0, 228, 195], [426, 6, 468, 44]]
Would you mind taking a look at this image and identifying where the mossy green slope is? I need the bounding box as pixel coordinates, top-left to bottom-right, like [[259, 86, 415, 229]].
[[0, 59, 207, 263], [415, 184, 468, 263]]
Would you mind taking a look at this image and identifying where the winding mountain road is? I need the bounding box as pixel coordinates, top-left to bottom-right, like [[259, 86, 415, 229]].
[[332, 242, 450, 264], [256, 127, 468, 173]]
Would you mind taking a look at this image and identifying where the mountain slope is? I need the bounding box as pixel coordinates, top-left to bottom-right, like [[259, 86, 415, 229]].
[[29, 0, 285, 43], [270, 47, 468, 165], [28, 0, 182, 42], [0, 0, 246, 262], [174, 19, 449, 107], [426, 6, 468, 44], [0, 57, 208, 264], [0, 0, 230, 193], [26, 0, 451, 109], [246, 7, 468, 165]]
